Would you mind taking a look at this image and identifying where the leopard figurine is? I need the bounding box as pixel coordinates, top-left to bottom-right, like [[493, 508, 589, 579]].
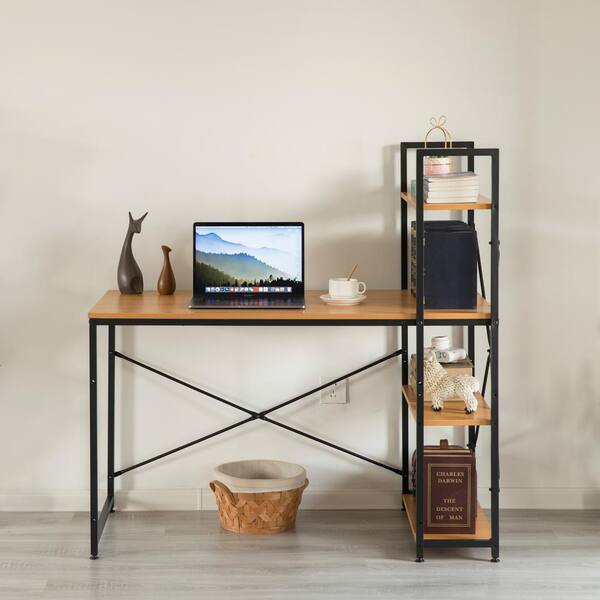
[[423, 348, 479, 413]]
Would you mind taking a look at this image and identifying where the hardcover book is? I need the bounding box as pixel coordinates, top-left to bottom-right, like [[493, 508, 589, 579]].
[[411, 440, 477, 534]]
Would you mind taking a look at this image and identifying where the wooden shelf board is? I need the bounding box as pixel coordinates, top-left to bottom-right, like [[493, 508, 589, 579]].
[[88, 290, 491, 322], [401, 191, 492, 211], [402, 493, 491, 541], [402, 385, 491, 426]]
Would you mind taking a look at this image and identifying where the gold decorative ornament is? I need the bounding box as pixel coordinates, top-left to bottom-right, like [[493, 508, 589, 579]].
[[423, 115, 453, 176], [424, 115, 453, 148]]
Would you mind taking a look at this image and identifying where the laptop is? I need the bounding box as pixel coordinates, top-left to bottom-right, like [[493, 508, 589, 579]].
[[189, 222, 305, 308]]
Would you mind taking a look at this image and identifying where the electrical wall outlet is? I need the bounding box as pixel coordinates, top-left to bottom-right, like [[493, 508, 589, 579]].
[[320, 378, 349, 404]]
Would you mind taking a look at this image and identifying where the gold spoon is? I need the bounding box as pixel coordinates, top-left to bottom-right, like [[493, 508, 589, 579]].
[[347, 263, 358, 281]]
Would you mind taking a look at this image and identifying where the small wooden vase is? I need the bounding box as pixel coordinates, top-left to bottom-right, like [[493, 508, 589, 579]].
[[157, 245, 176, 295]]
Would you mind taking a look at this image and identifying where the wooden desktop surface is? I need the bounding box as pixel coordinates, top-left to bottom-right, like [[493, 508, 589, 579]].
[[89, 290, 490, 321]]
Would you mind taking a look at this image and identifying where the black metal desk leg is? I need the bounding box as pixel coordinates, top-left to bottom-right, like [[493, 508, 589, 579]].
[[89, 321, 98, 559], [415, 151, 425, 563], [108, 325, 115, 512], [401, 326, 409, 497], [490, 147, 500, 562], [490, 321, 500, 562]]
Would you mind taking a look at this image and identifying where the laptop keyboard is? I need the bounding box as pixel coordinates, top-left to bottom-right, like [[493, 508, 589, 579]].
[[197, 297, 304, 307]]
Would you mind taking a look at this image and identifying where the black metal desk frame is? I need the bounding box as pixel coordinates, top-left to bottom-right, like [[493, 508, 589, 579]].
[[89, 143, 498, 562], [89, 316, 410, 559]]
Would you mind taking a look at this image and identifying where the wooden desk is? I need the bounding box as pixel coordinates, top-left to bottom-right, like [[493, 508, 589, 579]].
[[89, 289, 491, 324], [87, 289, 492, 558]]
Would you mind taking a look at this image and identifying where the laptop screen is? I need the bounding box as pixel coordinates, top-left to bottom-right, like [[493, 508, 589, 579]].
[[194, 223, 303, 295]]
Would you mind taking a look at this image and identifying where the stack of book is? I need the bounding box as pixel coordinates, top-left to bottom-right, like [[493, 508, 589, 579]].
[[421, 172, 479, 204]]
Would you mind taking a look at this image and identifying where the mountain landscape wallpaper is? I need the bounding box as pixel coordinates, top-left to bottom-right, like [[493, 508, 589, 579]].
[[194, 226, 302, 290]]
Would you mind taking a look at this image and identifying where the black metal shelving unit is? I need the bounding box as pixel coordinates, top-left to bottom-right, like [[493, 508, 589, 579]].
[[399, 141, 499, 562], [87, 142, 498, 561]]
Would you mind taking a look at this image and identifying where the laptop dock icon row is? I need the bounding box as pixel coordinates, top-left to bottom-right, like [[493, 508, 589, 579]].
[[206, 286, 292, 293]]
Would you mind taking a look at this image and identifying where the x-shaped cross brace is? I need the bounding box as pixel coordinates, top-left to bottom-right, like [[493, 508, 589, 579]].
[[113, 349, 403, 478]]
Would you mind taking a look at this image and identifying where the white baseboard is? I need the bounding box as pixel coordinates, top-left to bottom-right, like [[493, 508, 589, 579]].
[[1, 487, 599, 511], [0, 489, 403, 512], [492, 487, 600, 510], [117, 489, 200, 511], [0, 491, 91, 512], [199, 488, 404, 510]]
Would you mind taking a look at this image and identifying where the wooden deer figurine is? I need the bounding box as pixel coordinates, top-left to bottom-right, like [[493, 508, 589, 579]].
[[117, 211, 148, 294]]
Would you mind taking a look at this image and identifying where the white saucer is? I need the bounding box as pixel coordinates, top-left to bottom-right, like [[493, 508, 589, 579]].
[[320, 294, 367, 306]]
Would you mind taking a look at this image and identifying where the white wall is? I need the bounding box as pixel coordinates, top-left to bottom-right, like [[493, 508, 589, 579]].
[[1, 0, 598, 511]]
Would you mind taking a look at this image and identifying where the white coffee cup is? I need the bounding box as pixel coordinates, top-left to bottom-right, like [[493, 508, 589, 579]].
[[329, 278, 367, 299]]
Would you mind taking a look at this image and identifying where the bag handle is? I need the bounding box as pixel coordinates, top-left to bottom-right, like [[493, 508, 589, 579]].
[[209, 480, 236, 504], [424, 115, 453, 149]]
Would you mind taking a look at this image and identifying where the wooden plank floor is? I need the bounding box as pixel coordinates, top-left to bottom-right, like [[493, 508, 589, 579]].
[[1, 510, 599, 599]]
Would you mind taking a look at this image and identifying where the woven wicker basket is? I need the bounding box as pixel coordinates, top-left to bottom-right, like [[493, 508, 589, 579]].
[[210, 460, 308, 534]]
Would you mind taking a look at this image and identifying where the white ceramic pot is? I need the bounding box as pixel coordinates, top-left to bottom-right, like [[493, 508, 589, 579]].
[[424, 156, 451, 176]]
